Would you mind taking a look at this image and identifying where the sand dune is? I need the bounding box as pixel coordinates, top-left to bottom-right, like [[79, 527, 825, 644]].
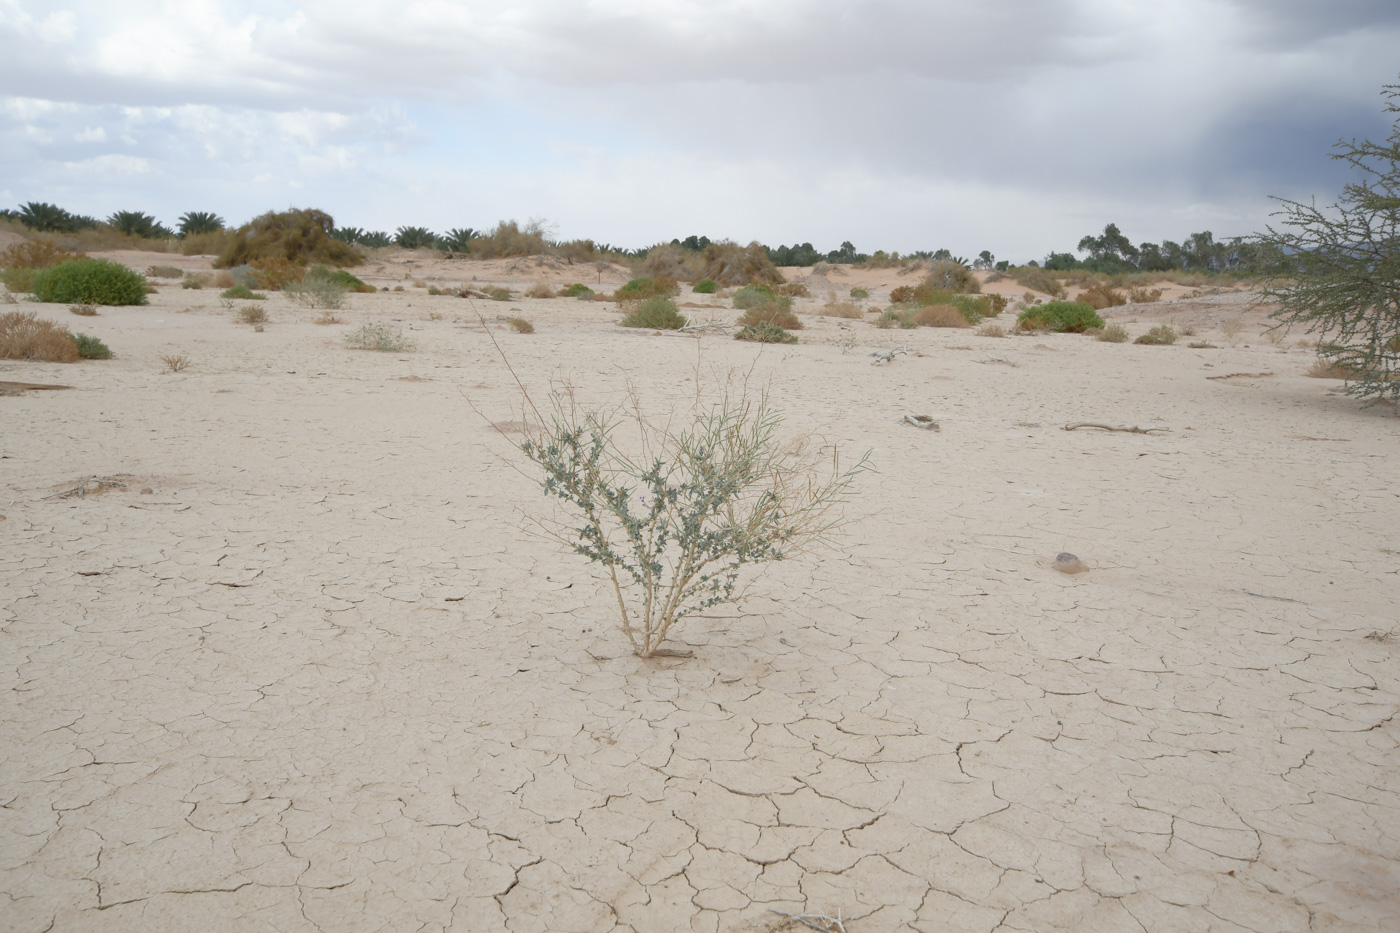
[[2, 255, 1397, 932]]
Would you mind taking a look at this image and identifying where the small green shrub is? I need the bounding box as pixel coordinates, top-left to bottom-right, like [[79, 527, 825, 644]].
[[1016, 301, 1104, 333], [345, 322, 415, 351], [735, 322, 797, 343], [849, 288, 869, 299], [732, 284, 784, 310], [620, 296, 685, 329], [487, 286, 512, 302], [875, 307, 918, 329], [32, 259, 148, 306], [616, 277, 679, 301], [738, 303, 802, 330], [222, 284, 266, 300], [1096, 323, 1130, 343], [71, 333, 112, 359], [692, 278, 718, 294], [1011, 265, 1067, 299], [565, 283, 595, 298], [319, 268, 374, 292], [1135, 324, 1178, 345], [285, 266, 350, 309]]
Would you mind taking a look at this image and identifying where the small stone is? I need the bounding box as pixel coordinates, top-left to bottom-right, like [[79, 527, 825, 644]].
[[254, 324, 265, 332], [141, 488, 153, 495], [1054, 552, 1088, 574]]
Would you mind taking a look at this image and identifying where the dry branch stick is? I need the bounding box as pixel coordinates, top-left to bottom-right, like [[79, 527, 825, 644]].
[[1062, 422, 1170, 434]]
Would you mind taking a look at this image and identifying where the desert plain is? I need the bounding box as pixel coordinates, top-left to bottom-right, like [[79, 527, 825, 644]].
[[2, 248, 1398, 932]]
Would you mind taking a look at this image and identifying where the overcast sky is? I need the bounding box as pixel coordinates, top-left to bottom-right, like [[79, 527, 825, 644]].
[[2, 0, 1397, 261]]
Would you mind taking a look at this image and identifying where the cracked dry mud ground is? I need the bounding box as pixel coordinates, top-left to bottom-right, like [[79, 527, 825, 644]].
[[2, 298, 1399, 932]]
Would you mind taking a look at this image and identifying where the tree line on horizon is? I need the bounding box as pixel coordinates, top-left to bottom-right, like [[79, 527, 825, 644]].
[[2, 200, 1257, 275]]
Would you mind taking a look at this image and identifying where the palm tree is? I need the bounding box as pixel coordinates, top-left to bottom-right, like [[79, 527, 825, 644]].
[[178, 211, 224, 237]]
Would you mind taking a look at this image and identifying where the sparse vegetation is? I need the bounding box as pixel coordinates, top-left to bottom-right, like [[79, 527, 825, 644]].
[[1096, 323, 1130, 343], [516, 382, 868, 657], [817, 298, 862, 319], [620, 296, 685, 329], [345, 322, 415, 351], [738, 303, 802, 331], [1222, 319, 1244, 342], [1135, 324, 1179, 345], [1127, 286, 1163, 303], [616, 277, 680, 301], [923, 260, 981, 294], [1078, 282, 1128, 310], [68, 304, 97, 316], [507, 316, 534, 333], [697, 241, 784, 287], [145, 265, 183, 279], [1011, 265, 1068, 299], [32, 259, 149, 306], [565, 283, 596, 299], [0, 240, 81, 293], [977, 322, 1006, 338], [912, 304, 972, 328], [693, 279, 718, 294], [525, 283, 556, 299], [313, 311, 344, 325], [1016, 301, 1105, 333], [487, 286, 513, 302], [874, 307, 918, 329], [237, 305, 269, 325], [285, 265, 352, 309], [850, 288, 869, 299], [159, 353, 190, 372], [0, 311, 81, 362], [734, 322, 797, 343], [732, 285, 788, 310]]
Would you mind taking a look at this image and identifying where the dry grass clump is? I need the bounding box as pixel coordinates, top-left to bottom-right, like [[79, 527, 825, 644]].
[[0, 310, 81, 362], [1011, 266, 1067, 299], [182, 272, 212, 289], [775, 282, 810, 298], [506, 315, 534, 333], [345, 322, 415, 351], [69, 304, 97, 316], [1127, 285, 1163, 303], [468, 219, 550, 259], [145, 265, 183, 279], [313, 311, 344, 325], [180, 230, 231, 256], [524, 282, 556, 299], [1221, 318, 1244, 342], [637, 243, 700, 281], [977, 322, 1006, 338], [1134, 324, 1178, 345], [738, 303, 802, 330], [487, 286, 513, 302], [237, 305, 269, 325], [1307, 358, 1361, 379], [216, 208, 362, 272], [734, 322, 797, 343], [817, 296, 862, 318], [697, 241, 784, 287], [912, 304, 972, 328], [0, 239, 84, 292], [159, 353, 190, 373], [1096, 323, 1130, 343], [1078, 282, 1127, 310]]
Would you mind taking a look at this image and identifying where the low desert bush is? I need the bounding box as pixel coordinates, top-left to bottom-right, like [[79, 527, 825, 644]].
[[507, 315, 534, 333], [912, 304, 972, 328], [313, 311, 343, 325], [697, 240, 784, 287], [159, 352, 189, 372], [0, 311, 80, 362], [69, 304, 97, 316], [222, 284, 266, 300], [32, 259, 148, 306], [145, 265, 183, 279], [977, 322, 1006, 338], [249, 256, 302, 290], [1307, 358, 1361, 379], [889, 285, 915, 303], [1134, 324, 1178, 345], [923, 260, 981, 294], [1, 240, 83, 292], [1011, 265, 1067, 299], [616, 276, 679, 301], [735, 322, 797, 343], [849, 287, 869, 299], [1127, 286, 1163, 303], [345, 322, 415, 351], [182, 272, 212, 289], [285, 266, 351, 309], [180, 229, 230, 256], [216, 208, 362, 270], [525, 282, 556, 299], [1016, 300, 1104, 333], [620, 296, 685, 329], [738, 303, 802, 330], [237, 305, 269, 325], [468, 219, 549, 259], [1078, 282, 1127, 310], [516, 382, 868, 657], [72, 333, 113, 359], [565, 283, 595, 298], [692, 278, 718, 294], [985, 294, 1008, 316], [1096, 323, 1130, 343], [487, 286, 513, 302], [775, 282, 810, 298], [874, 307, 918, 328]]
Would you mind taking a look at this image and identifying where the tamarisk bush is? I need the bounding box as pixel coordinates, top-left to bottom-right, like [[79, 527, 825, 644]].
[[516, 383, 868, 658]]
